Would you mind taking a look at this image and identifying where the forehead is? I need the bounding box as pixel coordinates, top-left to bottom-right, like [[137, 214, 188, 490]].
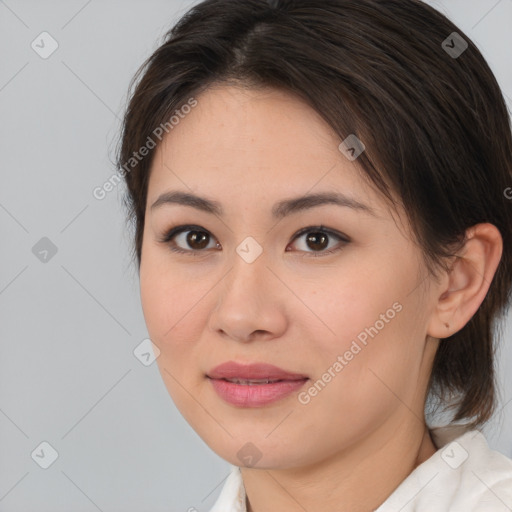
[[148, 85, 385, 214]]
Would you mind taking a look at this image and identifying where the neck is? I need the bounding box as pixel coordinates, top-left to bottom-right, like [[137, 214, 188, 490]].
[[242, 421, 438, 512]]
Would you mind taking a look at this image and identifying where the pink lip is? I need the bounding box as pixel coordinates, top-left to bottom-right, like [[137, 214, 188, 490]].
[[208, 378, 308, 407], [207, 361, 308, 381], [206, 361, 309, 407]]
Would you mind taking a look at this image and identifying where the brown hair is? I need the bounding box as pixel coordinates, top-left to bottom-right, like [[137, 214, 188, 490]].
[[117, 0, 512, 428]]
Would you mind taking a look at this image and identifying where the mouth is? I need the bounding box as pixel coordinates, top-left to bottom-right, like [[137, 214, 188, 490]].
[[205, 361, 309, 407]]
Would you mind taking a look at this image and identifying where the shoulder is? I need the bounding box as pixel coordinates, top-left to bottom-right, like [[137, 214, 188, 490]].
[[376, 427, 512, 512]]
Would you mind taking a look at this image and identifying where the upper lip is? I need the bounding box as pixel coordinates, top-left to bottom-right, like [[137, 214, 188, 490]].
[[207, 361, 308, 381]]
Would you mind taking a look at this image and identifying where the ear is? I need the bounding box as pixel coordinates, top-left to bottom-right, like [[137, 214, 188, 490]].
[[427, 223, 503, 339]]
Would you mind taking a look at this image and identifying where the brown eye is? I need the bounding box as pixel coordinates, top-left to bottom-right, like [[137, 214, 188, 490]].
[[159, 225, 220, 254], [160, 224, 349, 257], [304, 232, 329, 251], [185, 230, 210, 250], [288, 226, 349, 257]]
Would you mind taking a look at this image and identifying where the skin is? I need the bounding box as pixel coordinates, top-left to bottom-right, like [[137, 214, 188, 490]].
[[139, 85, 503, 512]]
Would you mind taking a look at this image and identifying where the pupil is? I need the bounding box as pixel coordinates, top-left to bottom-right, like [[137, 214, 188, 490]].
[[188, 231, 209, 249], [307, 232, 328, 251]]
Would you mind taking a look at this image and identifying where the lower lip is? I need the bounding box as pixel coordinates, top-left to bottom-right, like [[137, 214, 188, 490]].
[[208, 377, 309, 407]]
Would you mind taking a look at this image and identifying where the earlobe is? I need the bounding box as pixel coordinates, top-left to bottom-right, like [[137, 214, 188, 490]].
[[427, 223, 503, 339]]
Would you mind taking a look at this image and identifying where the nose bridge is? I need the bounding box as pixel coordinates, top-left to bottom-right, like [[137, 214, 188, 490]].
[[209, 239, 286, 341], [224, 239, 270, 303]]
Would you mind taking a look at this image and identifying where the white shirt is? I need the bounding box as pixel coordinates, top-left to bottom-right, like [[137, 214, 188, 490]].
[[209, 427, 512, 512]]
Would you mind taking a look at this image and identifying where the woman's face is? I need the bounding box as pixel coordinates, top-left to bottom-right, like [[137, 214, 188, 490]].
[[139, 85, 441, 469]]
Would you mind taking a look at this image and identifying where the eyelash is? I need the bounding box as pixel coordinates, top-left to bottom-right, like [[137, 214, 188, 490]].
[[157, 224, 350, 258]]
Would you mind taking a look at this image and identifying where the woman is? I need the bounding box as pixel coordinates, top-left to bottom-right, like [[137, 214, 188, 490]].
[[117, 0, 512, 510]]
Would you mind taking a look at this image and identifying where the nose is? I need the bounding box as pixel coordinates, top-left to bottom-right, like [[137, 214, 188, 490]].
[[207, 247, 288, 343]]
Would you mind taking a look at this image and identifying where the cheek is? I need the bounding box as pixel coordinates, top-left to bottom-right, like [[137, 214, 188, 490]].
[[139, 263, 209, 413], [306, 266, 399, 353], [140, 275, 202, 348], [139, 272, 173, 341], [139, 254, 214, 374], [302, 263, 420, 404], [140, 244, 194, 339]]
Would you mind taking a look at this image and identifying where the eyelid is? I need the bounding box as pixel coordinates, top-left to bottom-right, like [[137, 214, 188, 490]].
[[290, 225, 350, 244]]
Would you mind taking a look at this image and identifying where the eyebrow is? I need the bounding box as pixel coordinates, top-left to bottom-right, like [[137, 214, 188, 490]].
[[150, 190, 376, 218]]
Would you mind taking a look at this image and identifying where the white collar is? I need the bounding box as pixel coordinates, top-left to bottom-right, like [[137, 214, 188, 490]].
[[209, 427, 512, 512]]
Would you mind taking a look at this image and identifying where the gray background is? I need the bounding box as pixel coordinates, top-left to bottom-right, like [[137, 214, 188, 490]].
[[1, 0, 511, 510]]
